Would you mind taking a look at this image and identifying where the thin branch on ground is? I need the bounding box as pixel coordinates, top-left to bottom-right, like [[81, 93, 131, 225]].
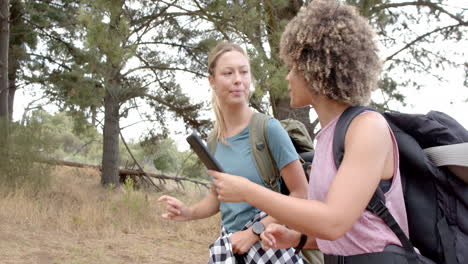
[[43, 158, 210, 189]]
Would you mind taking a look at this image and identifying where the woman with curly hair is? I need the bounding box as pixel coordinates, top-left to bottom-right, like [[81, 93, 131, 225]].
[[209, 1, 430, 263]]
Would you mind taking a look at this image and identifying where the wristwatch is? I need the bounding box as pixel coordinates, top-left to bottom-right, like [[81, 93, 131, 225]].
[[251, 221, 265, 237], [294, 233, 308, 254]]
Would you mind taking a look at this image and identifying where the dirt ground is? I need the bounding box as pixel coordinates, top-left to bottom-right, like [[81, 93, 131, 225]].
[[0, 223, 216, 264], [0, 166, 219, 264]]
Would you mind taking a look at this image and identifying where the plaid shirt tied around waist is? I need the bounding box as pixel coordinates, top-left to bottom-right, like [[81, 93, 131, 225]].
[[208, 211, 304, 264]]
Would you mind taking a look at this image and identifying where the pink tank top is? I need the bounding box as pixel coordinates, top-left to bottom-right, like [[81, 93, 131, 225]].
[[308, 112, 409, 256]]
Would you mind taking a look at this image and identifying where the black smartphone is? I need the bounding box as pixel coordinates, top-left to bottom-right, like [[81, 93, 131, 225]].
[[186, 132, 224, 172]]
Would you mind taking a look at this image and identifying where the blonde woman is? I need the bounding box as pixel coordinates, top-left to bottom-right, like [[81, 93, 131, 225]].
[[159, 41, 308, 264]]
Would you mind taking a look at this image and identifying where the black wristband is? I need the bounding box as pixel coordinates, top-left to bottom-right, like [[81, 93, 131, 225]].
[[294, 233, 308, 254]]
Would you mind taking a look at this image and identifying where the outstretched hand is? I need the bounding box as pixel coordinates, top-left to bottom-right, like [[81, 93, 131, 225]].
[[260, 223, 300, 251], [157, 195, 192, 221], [209, 170, 251, 203]]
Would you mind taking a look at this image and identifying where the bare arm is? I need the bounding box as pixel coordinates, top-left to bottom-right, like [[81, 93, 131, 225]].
[[158, 186, 220, 221], [212, 112, 394, 240], [241, 159, 308, 240], [281, 159, 308, 199], [253, 159, 308, 230], [228, 159, 309, 253], [189, 187, 220, 220]]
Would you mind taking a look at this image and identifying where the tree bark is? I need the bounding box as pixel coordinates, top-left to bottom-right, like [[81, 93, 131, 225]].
[[0, 0, 10, 150], [43, 158, 210, 189], [7, 74, 14, 121], [7, 0, 22, 122], [273, 96, 317, 136], [101, 88, 121, 186], [262, 0, 316, 134], [0, 0, 9, 121], [8, 43, 16, 122]]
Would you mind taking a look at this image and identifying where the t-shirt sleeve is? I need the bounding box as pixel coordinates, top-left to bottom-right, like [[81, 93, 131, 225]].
[[266, 118, 299, 170]]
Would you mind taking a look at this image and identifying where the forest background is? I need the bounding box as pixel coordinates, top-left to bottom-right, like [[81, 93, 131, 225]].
[[0, 0, 467, 187]]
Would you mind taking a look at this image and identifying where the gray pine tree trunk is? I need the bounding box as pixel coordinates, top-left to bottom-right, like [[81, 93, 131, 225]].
[[101, 89, 120, 186], [8, 72, 15, 121], [0, 0, 10, 150], [0, 0, 9, 122], [273, 96, 320, 140], [8, 44, 16, 122], [7, 0, 21, 122]]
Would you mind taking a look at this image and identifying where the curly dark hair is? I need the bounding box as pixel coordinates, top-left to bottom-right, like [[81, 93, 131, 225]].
[[280, 0, 382, 106]]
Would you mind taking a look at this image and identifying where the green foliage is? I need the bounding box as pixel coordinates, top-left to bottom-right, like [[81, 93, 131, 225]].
[[178, 0, 467, 137], [24, 110, 102, 163], [178, 151, 207, 179], [16, 110, 206, 180], [140, 135, 206, 179], [153, 155, 174, 173], [0, 117, 52, 195], [141, 136, 178, 173], [21, 110, 149, 168], [11, 0, 466, 177], [19, 0, 212, 185]]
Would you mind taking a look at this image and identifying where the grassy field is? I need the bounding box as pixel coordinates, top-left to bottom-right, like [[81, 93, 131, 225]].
[[0, 166, 219, 264]]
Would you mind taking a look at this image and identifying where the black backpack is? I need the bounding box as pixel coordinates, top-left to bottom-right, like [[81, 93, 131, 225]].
[[333, 106, 468, 264]]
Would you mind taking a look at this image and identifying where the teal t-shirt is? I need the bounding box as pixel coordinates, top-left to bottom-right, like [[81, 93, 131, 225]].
[[213, 118, 298, 233]]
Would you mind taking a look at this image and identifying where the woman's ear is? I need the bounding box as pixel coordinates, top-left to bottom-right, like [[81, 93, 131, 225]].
[[208, 75, 215, 89]]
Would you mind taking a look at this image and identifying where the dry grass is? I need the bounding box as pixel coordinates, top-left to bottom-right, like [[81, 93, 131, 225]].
[[0, 166, 220, 264]]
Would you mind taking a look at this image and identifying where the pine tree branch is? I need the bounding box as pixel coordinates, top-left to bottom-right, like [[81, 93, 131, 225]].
[[392, 58, 444, 81], [27, 53, 72, 71], [124, 64, 205, 78], [119, 130, 163, 191], [371, 1, 468, 26], [128, 0, 180, 37], [64, 139, 96, 159], [134, 41, 206, 69], [385, 23, 460, 61], [191, 0, 231, 40], [24, 18, 81, 59], [142, 92, 208, 131]]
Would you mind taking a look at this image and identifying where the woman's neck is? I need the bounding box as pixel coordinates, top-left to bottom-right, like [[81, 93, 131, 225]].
[[221, 104, 253, 137], [312, 96, 349, 128]]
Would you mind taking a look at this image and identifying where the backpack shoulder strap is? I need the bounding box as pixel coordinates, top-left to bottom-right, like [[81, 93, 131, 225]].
[[249, 112, 281, 192], [333, 106, 373, 168], [333, 106, 417, 256], [367, 188, 417, 255]]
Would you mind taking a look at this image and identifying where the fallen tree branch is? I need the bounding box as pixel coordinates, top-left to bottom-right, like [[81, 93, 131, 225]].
[[119, 131, 163, 191], [45, 159, 210, 189]]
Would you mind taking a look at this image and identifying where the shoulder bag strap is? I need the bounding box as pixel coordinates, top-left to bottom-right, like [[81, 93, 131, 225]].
[[249, 112, 280, 192]]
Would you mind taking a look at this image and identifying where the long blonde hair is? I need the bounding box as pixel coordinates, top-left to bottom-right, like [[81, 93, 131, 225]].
[[207, 41, 251, 143]]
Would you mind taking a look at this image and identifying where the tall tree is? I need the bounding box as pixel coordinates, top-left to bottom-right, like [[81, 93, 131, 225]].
[[181, 0, 467, 138], [0, 0, 10, 147], [30, 0, 210, 186], [8, 0, 36, 121], [4, 0, 80, 124]]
